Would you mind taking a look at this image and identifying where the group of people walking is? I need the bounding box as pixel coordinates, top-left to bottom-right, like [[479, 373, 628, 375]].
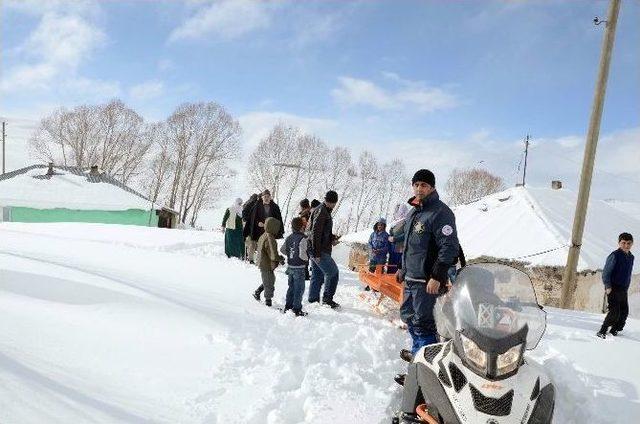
[[222, 167, 635, 389], [221, 189, 343, 317]]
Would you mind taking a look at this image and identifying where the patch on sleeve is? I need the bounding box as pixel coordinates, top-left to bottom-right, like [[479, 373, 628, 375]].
[[442, 225, 454, 236]]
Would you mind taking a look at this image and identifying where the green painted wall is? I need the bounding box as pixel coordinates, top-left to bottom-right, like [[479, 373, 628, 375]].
[[9, 207, 159, 227]]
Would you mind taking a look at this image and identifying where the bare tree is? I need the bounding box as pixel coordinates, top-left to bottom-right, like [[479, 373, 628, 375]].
[[29, 99, 149, 184], [139, 122, 173, 205], [245, 126, 413, 236], [318, 146, 356, 226], [375, 158, 408, 221], [351, 151, 379, 232], [247, 123, 299, 202], [445, 167, 506, 206], [163, 102, 241, 224]]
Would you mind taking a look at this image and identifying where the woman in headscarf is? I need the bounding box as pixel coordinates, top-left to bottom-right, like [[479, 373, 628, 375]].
[[388, 203, 409, 272], [222, 198, 245, 259]]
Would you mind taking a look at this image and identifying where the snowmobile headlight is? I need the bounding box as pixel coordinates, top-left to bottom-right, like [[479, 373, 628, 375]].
[[496, 343, 523, 376], [460, 334, 487, 371]]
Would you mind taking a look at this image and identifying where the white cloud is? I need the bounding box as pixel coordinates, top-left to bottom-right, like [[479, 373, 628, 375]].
[[5, 0, 99, 18], [129, 80, 165, 101], [289, 12, 340, 48], [67, 78, 122, 99], [238, 111, 337, 148], [332, 75, 460, 113], [157, 59, 175, 72], [332, 77, 396, 110], [374, 127, 640, 202], [169, 0, 272, 42], [1, 2, 113, 98]]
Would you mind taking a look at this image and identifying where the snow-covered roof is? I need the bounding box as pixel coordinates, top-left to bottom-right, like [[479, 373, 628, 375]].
[[605, 199, 640, 222], [342, 186, 640, 272], [0, 165, 160, 211]]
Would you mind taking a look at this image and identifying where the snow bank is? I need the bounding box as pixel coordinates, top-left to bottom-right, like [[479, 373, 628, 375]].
[[0, 223, 406, 423]]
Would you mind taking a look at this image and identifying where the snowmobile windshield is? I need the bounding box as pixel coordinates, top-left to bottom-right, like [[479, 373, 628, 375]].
[[437, 263, 547, 350]]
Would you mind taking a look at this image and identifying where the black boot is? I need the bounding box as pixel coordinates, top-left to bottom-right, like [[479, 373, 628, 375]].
[[400, 349, 414, 363], [253, 285, 264, 301], [322, 299, 341, 309], [293, 309, 308, 317], [394, 373, 406, 386], [265, 299, 272, 307]]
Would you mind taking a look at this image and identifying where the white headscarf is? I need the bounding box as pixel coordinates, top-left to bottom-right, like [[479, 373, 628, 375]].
[[388, 203, 409, 229], [231, 198, 243, 217]]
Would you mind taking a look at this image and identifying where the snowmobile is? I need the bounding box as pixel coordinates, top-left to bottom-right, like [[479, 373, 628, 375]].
[[393, 263, 555, 424]]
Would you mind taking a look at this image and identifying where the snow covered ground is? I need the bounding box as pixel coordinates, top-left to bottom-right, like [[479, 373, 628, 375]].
[[1, 223, 639, 423]]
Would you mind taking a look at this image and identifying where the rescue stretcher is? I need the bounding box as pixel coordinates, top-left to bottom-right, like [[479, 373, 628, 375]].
[[357, 264, 403, 304]]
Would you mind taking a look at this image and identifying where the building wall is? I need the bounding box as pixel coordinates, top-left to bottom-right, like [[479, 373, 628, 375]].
[[8, 207, 159, 227], [574, 272, 640, 313]]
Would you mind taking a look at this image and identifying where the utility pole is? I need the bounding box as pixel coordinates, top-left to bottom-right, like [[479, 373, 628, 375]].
[[2, 121, 5, 175], [560, 0, 621, 309], [522, 134, 530, 186]]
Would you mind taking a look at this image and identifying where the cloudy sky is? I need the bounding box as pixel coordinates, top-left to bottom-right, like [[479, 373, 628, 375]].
[[1, 0, 639, 202]]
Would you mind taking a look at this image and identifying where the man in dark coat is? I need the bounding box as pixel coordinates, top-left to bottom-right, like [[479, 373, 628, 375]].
[[308, 190, 341, 308], [394, 170, 460, 386], [242, 193, 259, 263], [249, 189, 284, 242], [597, 232, 634, 338], [398, 169, 460, 355]]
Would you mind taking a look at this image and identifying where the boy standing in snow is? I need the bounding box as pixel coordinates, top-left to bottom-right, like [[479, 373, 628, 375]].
[[597, 233, 634, 339], [253, 217, 284, 307], [369, 218, 390, 272], [280, 217, 310, 316]]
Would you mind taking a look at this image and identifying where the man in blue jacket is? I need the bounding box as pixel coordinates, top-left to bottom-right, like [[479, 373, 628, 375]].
[[396, 169, 460, 363], [597, 232, 634, 339]]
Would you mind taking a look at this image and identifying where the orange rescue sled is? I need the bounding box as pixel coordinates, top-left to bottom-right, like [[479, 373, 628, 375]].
[[358, 264, 403, 304]]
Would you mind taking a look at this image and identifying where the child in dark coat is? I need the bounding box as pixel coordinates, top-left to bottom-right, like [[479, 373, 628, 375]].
[[252, 217, 284, 307], [597, 232, 634, 338], [280, 217, 310, 316], [369, 218, 390, 272]]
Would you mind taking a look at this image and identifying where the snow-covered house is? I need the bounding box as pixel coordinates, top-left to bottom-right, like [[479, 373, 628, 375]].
[[0, 164, 178, 228], [340, 184, 640, 311]]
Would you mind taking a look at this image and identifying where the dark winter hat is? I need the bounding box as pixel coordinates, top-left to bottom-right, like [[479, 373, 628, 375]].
[[325, 190, 339, 203], [310, 199, 321, 208], [619, 232, 634, 242], [412, 169, 435, 187], [261, 189, 271, 196], [291, 217, 305, 232], [300, 198, 310, 209]]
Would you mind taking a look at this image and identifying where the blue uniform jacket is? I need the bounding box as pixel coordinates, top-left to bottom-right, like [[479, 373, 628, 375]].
[[400, 191, 460, 284], [602, 248, 634, 290]]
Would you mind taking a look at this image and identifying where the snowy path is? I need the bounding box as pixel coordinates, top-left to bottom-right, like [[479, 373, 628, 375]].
[[1, 223, 639, 423], [0, 223, 407, 423]]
